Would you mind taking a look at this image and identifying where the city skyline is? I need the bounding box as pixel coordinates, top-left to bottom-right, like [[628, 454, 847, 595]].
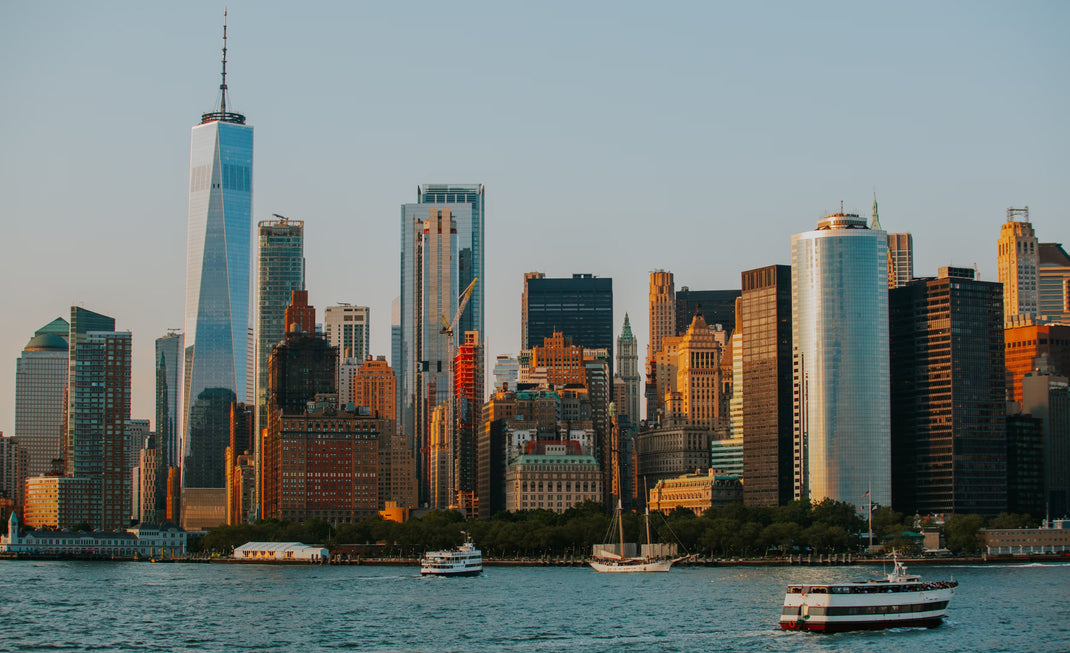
[[1, 3, 1068, 436]]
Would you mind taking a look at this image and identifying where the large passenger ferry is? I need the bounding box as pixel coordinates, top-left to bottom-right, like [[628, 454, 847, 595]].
[[779, 557, 956, 632], [420, 533, 483, 577]]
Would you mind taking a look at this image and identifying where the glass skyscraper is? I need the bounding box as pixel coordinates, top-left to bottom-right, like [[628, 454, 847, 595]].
[[791, 211, 890, 507], [181, 26, 253, 521], [15, 318, 69, 481], [399, 185, 484, 504]]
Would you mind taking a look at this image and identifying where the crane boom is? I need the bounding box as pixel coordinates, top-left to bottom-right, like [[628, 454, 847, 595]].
[[441, 277, 478, 336]]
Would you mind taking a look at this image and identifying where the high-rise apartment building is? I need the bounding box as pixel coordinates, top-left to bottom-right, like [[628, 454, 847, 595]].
[[254, 217, 305, 450], [66, 307, 132, 531], [522, 273, 614, 358], [15, 318, 69, 483], [791, 210, 890, 507], [1039, 242, 1070, 323], [647, 271, 675, 421], [182, 21, 253, 526], [890, 267, 1006, 516], [998, 207, 1039, 325], [741, 265, 794, 507]]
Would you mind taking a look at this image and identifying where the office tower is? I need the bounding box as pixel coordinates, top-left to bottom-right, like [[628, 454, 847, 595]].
[[255, 217, 305, 449], [324, 304, 370, 372], [155, 332, 182, 477], [672, 314, 725, 429], [137, 433, 162, 524], [741, 264, 794, 507], [615, 314, 641, 427], [530, 332, 585, 386], [390, 298, 402, 426], [791, 209, 890, 506], [417, 184, 484, 334], [1039, 242, 1070, 323], [263, 399, 385, 523], [125, 420, 150, 480], [890, 267, 1006, 516], [182, 18, 253, 525], [337, 352, 360, 408], [226, 402, 253, 525], [520, 272, 544, 351], [728, 298, 743, 440], [522, 273, 614, 359], [477, 390, 518, 518], [1022, 364, 1070, 517], [998, 207, 1039, 326], [647, 270, 675, 421], [1004, 324, 1070, 405], [454, 331, 484, 509], [15, 318, 69, 483], [66, 307, 131, 530], [674, 288, 741, 337], [400, 205, 460, 504], [1005, 413, 1044, 517], [268, 300, 337, 417], [354, 356, 397, 422], [492, 354, 519, 391], [0, 435, 20, 506], [872, 193, 914, 289]]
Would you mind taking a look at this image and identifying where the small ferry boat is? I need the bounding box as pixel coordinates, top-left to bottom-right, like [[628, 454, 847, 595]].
[[420, 533, 483, 577], [779, 557, 956, 632]]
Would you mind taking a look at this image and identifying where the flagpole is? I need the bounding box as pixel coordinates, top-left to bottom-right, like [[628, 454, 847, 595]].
[[867, 481, 873, 550]]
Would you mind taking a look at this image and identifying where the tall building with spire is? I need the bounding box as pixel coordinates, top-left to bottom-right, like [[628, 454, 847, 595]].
[[874, 194, 914, 289], [998, 206, 1039, 326], [792, 209, 890, 507], [615, 315, 640, 427], [181, 14, 253, 527]]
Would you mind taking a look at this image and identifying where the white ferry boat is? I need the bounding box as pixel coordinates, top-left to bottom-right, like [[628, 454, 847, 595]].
[[420, 533, 483, 577], [779, 557, 956, 632]]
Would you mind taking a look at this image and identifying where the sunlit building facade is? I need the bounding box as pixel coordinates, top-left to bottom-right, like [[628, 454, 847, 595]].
[[791, 211, 890, 507], [998, 207, 1038, 326]]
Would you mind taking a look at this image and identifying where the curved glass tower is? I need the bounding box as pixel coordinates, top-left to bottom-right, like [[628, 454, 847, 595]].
[[791, 211, 890, 507], [181, 18, 253, 518]]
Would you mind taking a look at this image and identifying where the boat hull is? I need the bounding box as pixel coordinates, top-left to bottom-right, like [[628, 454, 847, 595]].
[[588, 558, 676, 573], [420, 567, 483, 577], [780, 615, 945, 632]]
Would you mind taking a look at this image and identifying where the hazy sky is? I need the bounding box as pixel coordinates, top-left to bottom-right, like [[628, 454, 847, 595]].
[[1, 2, 1067, 436]]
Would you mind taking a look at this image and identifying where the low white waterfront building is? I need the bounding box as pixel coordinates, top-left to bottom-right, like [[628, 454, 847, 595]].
[[0, 513, 187, 558], [233, 541, 328, 562]]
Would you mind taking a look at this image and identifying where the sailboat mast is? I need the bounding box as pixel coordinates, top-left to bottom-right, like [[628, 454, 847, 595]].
[[644, 508, 652, 560], [618, 500, 625, 558]]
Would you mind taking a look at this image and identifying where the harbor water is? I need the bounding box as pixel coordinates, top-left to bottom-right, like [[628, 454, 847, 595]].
[[2, 560, 1068, 652]]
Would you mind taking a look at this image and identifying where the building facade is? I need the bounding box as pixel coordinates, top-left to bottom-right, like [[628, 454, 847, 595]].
[[15, 319, 69, 485], [454, 331, 484, 509], [998, 207, 1039, 325], [1004, 324, 1070, 405], [647, 270, 676, 422], [522, 273, 613, 360], [1039, 242, 1070, 323], [889, 267, 1007, 516], [324, 304, 370, 381], [791, 211, 890, 507], [505, 442, 601, 513], [182, 37, 253, 526], [648, 470, 742, 515], [1022, 367, 1070, 518], [674, 288, 740, 337], [741, 264, 794, 507]]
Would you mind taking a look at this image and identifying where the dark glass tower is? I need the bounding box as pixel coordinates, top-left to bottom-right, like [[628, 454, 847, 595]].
[[675, 288, 741, 337], [522, 273, 613, 358], [740, 265, 793, 507], [889, 267, 1007, 516]]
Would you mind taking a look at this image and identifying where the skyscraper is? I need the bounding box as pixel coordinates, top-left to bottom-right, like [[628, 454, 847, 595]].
[[324, 304, 370, 376], [523, 273, 614, 359], [998, 207, 1038, 326], [615, 314, 640, 427], [155, 331, 183, 476], [182, 17, 253, 526], [741, 264, 794, 507], [674, 288, 740, 337], [15, 318, 69, 482], [646, 270, 675, 421], [872, 193, 914, 289], [791, 209, 890, 507], [454, 331, 484, 509], [400, 197, 477, 504], [889, 267, 1006, 516], [254, 216, 305, 446], [66, 307, 131, 530], [1039, 242, 1070, 323]]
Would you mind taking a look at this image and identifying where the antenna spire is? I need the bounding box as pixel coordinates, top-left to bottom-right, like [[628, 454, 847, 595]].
[[871, 192, 882, 230], [220, 9, 229, 115]]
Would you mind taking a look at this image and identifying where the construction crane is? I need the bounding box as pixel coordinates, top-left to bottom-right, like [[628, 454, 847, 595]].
[[438, 277, 478, 510]]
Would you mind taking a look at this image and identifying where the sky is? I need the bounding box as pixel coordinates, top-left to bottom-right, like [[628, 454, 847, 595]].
[[1, 2, 1067, 437]]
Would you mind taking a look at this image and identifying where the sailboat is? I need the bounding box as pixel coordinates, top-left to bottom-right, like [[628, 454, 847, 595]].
[[588, 501, 688, 573]]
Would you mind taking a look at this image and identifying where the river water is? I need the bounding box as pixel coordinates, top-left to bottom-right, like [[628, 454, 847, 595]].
[[2, 560, 1067, 652]]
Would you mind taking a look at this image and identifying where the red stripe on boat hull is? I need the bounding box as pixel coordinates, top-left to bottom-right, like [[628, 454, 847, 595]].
[[780, 616, 944, 633]]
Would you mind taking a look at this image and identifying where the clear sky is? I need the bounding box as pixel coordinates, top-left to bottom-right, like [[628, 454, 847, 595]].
[[1, 1, 1067, 437]]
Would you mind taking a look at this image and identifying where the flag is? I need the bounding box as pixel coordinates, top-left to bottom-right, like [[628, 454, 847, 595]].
[[862, 491, 870, 498]]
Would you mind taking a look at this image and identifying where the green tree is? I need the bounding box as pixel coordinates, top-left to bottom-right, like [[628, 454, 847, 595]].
[[944, 514, 984, 554]]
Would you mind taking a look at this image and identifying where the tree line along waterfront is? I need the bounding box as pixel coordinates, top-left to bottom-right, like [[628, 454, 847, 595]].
[[193, 500, 1038, 559]]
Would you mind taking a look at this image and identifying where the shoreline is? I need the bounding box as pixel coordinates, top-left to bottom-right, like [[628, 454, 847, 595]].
[[3, 552, 1068, 566]]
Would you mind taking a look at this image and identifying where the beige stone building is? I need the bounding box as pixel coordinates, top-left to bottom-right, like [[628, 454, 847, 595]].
[[505, 442, 602, 513], [648, 469, 742, 516]]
